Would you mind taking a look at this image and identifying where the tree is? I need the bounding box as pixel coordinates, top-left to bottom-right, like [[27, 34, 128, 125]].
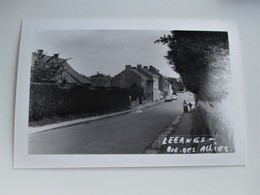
[[166, 77, 184, 92], [31, 51, 70, 83], [155, 31, 230, 101], [90, 72, 111, 78]]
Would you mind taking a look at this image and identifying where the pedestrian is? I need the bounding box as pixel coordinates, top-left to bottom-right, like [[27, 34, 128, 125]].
[[189, 102, 192, 112], [183, 100, 188, 112]]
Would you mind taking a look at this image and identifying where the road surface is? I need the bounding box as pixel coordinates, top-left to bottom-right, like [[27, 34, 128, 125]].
[[29, 93, 192, 154]]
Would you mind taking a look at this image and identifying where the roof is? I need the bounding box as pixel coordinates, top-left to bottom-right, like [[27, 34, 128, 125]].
[[148, 68, 162, 77], [129, 68, 151, 81], [57, 59, 92, 85], [137, 67, 159, 80], [35, 53, 92, 85]]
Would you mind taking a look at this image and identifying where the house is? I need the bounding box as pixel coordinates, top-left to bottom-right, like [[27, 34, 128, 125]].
[[31, 50, 92, 87], [112, 64, 160, 102], [148, 65, 173, 97], [112, 65, 150, 103], [136, 64, 160, 101]]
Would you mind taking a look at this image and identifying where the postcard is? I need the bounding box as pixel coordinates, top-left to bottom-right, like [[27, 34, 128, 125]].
[[14, 19, 246, 168]]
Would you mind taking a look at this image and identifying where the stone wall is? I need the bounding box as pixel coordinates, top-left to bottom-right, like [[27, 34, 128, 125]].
[[198, 98, 234, 151]]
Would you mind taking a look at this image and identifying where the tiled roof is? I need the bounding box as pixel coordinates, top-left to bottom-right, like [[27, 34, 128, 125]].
[[130, 68, 151, 81], [137, 68, 159, 80], [40, 54, 92, 85], [57, 59, 92, 85], [148, 68, 162, 77]]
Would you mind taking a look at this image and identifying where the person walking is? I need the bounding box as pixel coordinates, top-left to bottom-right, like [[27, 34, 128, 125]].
[[183, 100, 188, 112], [188, 102, 192, 112]]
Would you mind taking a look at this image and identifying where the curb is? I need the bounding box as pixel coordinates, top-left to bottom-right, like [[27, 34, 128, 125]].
[[29, 100, 164, 135], [145, 111, 184, 154]]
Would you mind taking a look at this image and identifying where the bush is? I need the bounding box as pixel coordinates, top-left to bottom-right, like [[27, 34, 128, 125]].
[[29, 83, 130, 122]]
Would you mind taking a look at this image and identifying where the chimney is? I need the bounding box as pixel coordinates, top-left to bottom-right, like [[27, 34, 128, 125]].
[[137, 64, 142, 70], [38, 49, 43, 55], [144, 66, 148, 69], [125, 65, 131, 70], [53, 53, 59, 58]]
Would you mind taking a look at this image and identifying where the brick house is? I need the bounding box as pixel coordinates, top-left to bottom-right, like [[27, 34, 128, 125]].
[[148, 65, 173, 97], [136, 64, 160, 101], [112, 65, 160, 102]]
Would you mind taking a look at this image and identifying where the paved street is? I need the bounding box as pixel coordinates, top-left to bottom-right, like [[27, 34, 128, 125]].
[[29, 93, 192, 154]]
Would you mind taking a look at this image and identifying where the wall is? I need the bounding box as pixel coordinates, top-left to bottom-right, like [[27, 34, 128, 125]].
[[112, 68, 148, 101], [0, 0, 260, 195], [152, 76, 160, 101], [198, 99, 233, 150], [112, 69, 142, 89]]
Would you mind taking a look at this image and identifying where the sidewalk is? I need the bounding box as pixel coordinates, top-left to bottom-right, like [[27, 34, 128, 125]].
[[28, 100, 164, 134], [146, 108, 210, 154], [173, 112, 193, 136]]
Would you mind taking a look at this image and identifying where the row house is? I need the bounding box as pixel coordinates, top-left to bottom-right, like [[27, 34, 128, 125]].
[[136, 64, 160, 101], [112, 64, 160, 103], [148, 65, 173, 97], [32, 50, 173, 102]]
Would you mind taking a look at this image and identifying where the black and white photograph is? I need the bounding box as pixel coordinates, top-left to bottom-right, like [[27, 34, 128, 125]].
[[3, 1, 259, 194], [14, 19, 246, 167]]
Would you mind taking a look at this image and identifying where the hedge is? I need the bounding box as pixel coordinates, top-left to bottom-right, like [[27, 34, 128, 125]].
[[29, 83, 130, 122]]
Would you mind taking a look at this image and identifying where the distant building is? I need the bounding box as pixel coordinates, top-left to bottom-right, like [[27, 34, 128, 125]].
[[31, 50, 92, 87], [89, 72, 112, 88], [166, 77, 184, 93]]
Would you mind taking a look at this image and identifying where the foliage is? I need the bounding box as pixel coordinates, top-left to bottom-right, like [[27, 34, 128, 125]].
[[155, 31, 230, 101], [29, 84, 130, 122], [90, 72, 111, 78], [30, 52, 69, 83], [166, 77, 184, 92]]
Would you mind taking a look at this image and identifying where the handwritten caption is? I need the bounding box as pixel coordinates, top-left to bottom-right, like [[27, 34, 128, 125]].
[[160, 136, 230, 154]]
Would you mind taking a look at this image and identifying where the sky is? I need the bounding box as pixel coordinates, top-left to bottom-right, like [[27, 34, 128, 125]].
[[33, 30, 179, 78]]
